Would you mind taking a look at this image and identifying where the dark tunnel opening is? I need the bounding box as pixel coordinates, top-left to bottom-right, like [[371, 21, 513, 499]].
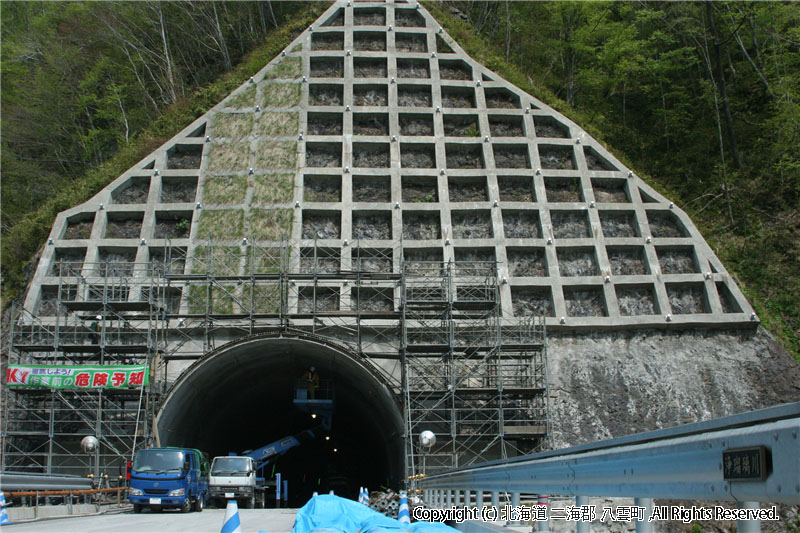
[[157, 335, 404, 506]]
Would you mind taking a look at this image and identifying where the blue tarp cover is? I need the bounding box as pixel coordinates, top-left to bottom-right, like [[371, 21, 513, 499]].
[[283, 494, 459, 533]]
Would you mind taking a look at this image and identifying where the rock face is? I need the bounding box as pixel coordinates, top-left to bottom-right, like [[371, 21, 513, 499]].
[[548, 327, 800, 449]]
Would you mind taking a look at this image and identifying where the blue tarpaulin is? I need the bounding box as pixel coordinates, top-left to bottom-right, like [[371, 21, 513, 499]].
[[266, 494, 459, 533]]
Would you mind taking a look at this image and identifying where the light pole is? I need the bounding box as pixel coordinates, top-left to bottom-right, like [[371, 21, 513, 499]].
[[419, 430, 436, 499], [81, 435, 100, 483]]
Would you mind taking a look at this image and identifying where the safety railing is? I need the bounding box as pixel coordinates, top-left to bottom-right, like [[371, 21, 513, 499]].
[[1, 472, 129, 519], [2, 486, 127, 502], [418, 402, 800, 532], [1, 487, 129, 519], [293, 378, 335, 402]]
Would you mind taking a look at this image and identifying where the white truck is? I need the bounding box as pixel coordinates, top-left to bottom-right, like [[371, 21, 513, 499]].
[[210, 384, 333, 508], [208, 455, 264, 509], [208, 429, 318, 508]]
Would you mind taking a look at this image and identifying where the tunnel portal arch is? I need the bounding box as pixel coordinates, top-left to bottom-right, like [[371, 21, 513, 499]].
[[156, 333, 404, 502]]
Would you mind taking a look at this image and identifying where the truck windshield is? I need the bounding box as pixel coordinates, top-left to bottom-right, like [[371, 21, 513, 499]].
[[211, 457, 251, 476], [133, 450, 186, 473]]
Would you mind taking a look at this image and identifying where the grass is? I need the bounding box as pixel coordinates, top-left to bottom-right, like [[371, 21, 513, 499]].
[[252, 174, 294, 205], [257, 112, 299, 137], [203, 176, 248, 205], [255, 141, 297, 171], [261, 83, 302, 108], [249, 284, 282, 313], [247, 246, 284, 274], [195, 209, 244, 241], [206, 142, 251, 173], [213, 113, 254, 139], [248, 208, 293, 241], [194, 281, 282, 314], [263, 55, 302, 80], [0, 1, 329, 307], [190, 246, 242, 275], [224, 85, 257, 109], [187, 284, 238, 314]]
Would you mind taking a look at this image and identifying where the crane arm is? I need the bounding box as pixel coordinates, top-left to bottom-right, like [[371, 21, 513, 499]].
[[241, 428, 318, 471]]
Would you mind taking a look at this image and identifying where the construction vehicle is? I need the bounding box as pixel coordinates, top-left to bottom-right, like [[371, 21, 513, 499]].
[[209, 429, 319, 508], [129, 447, 210, 513], [209, 379, 334, 508]]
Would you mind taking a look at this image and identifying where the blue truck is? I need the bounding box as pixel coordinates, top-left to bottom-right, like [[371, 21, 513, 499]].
[[129, 447, 209, 513]]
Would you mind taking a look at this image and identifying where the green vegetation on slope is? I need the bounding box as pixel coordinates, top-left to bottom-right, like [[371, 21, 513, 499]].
[[3, 1, 797, 360], [426, 1, 799, 360], [0, 1, 329, 306]]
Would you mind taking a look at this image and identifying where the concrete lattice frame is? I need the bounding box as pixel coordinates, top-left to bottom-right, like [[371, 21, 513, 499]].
[[26, 0, 756, 331]]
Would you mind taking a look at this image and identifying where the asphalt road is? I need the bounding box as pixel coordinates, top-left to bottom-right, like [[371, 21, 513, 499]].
[[2, 507, 298, 533]]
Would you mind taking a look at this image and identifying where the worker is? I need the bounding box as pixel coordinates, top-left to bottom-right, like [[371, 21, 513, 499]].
[[89, 315, 101, 345], [301, 366, 319, 399]]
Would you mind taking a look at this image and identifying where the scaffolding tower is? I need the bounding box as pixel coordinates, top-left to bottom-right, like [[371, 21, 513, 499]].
[[3, 261, 165, 476], [4, 238, 548, 483], [156, 238, 404, 383], [402, 259, 549, 481]]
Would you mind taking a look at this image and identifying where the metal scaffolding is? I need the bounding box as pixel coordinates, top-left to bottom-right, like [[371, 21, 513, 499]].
[[401, 259, 549, 482], [4, 238, 548, 483], [3, 261, 165, 476], [158, 238, 404, 377]]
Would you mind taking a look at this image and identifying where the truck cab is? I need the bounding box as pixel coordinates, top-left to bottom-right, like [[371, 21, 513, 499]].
[[209, 455, 261, 509], [129, 447, 209, 513]]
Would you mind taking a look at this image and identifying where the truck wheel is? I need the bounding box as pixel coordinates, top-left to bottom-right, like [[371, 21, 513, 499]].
[[244, 497, 254, 509], [181, 498, 191, 513], [133, 504, 142, 513], [194, 495, 204, 512]]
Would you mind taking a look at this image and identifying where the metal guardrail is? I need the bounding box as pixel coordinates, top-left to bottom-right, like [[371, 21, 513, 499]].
[[0, 486, 129, 521], [419, 402, 800, 532], [2, 487, 126, 500]]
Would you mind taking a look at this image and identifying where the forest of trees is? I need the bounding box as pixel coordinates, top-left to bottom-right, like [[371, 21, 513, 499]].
[[1, 1, 797, 358], [0, 1, 326, 309], [1, 1, 310, 230], [431, 1, 799, 357]]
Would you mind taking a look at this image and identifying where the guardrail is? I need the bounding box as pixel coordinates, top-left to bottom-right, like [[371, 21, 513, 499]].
[[1, 487, 129, 521], [418, 402, 800, 533], [2, 487, 127, 501], [0, 472, 130, 520]]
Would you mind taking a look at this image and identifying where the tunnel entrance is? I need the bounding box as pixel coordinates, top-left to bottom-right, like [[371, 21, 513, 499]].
[[157, 334, 404, 506]]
